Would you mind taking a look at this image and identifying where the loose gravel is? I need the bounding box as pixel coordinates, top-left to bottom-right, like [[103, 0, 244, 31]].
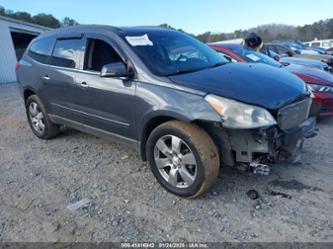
[[0, 83, 332, 242]]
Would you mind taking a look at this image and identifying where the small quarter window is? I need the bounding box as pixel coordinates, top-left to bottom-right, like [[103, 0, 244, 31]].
[[28, 38, 54, 64], [50, 39, 84, 69]]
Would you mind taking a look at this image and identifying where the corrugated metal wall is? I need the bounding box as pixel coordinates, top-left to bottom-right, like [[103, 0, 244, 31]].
[[0, 22, 18, 83], [0, 17, 50, 84]]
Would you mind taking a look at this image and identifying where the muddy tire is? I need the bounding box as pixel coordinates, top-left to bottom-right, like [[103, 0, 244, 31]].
[[26, 95, 60, 139], [146, 120, 220, 198]]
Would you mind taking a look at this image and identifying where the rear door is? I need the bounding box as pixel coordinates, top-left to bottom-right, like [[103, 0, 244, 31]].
[[24, 37, 55, 108], [43, 35, 86, 119]]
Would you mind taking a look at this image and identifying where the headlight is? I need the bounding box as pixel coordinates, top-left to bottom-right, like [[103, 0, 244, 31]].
[[205, 94, 277, 129], [308, 84, 333, 93]]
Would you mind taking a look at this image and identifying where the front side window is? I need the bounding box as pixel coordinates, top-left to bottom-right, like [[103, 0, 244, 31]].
[[121, 31, 228, 76], [84, 39, 123, 72], [28, 37, 54, 64], [50, 39, 84, 69]]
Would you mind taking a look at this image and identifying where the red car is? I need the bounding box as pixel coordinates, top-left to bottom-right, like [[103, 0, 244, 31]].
[[209, 43, 333, 117]]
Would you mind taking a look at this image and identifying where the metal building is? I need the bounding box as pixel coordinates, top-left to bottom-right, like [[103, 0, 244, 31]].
[[0, 16, 50, 84]]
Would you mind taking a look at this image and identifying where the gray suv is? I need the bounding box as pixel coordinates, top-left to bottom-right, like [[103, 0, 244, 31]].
[[16, 25, 316, 198]]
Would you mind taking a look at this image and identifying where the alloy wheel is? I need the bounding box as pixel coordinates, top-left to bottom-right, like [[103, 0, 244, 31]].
[[154, 135, 197, 188], [28, 102, 45, 134]]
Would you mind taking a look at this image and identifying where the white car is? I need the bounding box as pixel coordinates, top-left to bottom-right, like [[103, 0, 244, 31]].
[[305, 39, 333, 50]]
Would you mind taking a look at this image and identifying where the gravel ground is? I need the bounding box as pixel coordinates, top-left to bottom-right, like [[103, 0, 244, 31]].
[[0, 83, 333, 242]]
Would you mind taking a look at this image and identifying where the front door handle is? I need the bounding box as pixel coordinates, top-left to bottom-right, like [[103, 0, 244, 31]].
[[78, 81, 89, 88], [42, 75, 50, 80]]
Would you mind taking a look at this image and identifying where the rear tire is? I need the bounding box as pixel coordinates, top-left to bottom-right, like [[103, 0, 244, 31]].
[[146, 120, 220, 198], [26, 95, 60, 139]]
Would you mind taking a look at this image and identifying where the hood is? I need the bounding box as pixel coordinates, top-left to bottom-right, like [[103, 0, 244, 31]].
[[168, 63, 309, 110], [285, 64, 333, 86]]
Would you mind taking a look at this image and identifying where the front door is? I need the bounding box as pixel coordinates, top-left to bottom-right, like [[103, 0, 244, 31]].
[[70, 35, 137, 140]]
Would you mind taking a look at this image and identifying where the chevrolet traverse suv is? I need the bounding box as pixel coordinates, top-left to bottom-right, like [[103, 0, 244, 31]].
[[16, 25, 315, 198]]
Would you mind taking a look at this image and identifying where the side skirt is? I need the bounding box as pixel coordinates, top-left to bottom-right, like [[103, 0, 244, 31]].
[[49, 114, 140, 153]]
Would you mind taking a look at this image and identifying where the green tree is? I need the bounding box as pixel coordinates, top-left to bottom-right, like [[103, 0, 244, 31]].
[[32, 13, 61, 28], [62, 17, 79, 27], [0, 5, 5, 16], [12, 11, 32, 23], [4, 9, 14, 17]]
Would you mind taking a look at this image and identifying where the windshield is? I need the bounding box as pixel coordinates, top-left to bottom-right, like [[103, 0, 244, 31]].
[[121, 30, 228, 76], [233, 47, 282, 67]]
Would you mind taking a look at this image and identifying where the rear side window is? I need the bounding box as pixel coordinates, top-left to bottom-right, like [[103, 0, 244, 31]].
[[28, 38, 54, 64], [50, 39, 84, 69]]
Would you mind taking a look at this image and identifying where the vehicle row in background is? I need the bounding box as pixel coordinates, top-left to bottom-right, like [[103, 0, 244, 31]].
[[305, 39, 333, 50], [209, 43, 333, 117], [262, 47, 332, 73], [266, 41, 333, 70]]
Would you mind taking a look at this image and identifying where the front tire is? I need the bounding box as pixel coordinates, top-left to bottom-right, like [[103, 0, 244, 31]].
[[146, 120, 220, 198], [26, 95, 60, 139]]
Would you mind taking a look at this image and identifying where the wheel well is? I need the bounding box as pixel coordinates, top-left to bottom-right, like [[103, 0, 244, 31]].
[[23, 89, 36, 102], [140, 116, 177, 161]]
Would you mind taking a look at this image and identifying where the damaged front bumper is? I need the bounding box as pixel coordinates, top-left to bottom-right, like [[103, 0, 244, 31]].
[[202, 96, 317, 174], [229, 116, 316, 163], [208, 116, 317, 171]]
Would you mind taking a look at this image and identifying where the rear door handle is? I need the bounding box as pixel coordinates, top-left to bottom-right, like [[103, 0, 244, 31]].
[[42, 75, 50, 80]]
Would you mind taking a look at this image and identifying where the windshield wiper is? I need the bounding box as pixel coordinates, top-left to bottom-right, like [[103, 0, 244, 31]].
[[209, 61, 229, 68], [161, 62, 229, 77], [161, 69, 202, 76]]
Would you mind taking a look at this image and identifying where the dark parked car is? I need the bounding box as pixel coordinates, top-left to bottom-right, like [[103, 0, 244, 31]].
[[327, 47, 333, 55], [261, 45, 332, 73], [269, 41, 333, 68], [210, 43, 333, 117], [16, 25, 315, 197]]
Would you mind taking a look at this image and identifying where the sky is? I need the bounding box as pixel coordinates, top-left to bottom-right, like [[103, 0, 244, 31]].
[[1, 0, 332, 35]]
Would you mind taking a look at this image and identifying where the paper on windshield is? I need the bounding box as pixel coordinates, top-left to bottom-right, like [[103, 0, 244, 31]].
[[246, 53, 260, 62], [125, 34, 153, 46]]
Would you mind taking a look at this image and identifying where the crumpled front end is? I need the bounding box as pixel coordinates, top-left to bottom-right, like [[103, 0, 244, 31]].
[[205, 97, 317, 175]]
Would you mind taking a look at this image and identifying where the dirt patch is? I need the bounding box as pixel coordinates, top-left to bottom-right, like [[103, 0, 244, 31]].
[[269, 179, 323, 192]]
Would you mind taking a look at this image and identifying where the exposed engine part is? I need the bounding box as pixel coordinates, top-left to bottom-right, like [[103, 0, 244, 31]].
[[250, 161, 271, 175], [202, 116, 317, 168]]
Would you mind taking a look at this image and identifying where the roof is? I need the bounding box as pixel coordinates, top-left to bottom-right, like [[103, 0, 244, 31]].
[[37, 24, 176, 39], [0, 15, 51, 31]]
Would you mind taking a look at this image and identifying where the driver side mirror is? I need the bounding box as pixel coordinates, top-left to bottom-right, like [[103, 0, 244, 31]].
[[100, 62, 134, 78]]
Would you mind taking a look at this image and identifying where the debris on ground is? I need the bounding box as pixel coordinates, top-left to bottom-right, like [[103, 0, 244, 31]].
[[67, 198, 92, 211], [270, 179, 323, 192], [269, 190, 292, 199], [246, 190, 259, 200]]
